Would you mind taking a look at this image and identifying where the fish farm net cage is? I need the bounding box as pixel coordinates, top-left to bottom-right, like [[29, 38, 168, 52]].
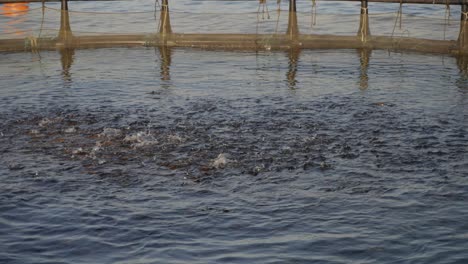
[[1, 0, 468, 55]]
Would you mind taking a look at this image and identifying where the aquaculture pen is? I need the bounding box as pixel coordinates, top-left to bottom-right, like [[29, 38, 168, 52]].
[[1, 0, 468, 54]]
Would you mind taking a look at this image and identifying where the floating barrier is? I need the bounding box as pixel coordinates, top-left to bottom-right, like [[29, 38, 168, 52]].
[[0, 0, 466, 55]]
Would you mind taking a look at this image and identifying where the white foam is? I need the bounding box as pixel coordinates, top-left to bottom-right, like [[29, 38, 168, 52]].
[[167, 134, 184, 144], [211, 153, 228, 169], [123, 131, 158, 148], [72, 147, 86, 155], [92, 142, 102, 153], [64, 127, 77, 133], [99, 128, 122, 139], [88, 142, 102, 159], [38, 117, 63, 127]]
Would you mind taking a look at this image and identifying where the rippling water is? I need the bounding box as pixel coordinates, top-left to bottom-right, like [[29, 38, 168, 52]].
[[2, 1, 468, 264]]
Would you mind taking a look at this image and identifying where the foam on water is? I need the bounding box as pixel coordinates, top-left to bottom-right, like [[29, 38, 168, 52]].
[[211, 153, 229, 169], [123, 131, 158, 149]]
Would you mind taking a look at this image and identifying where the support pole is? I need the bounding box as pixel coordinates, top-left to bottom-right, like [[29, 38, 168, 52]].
[[459, 1, 468, 52], [286, 0, 299, 41], [58, 0, 73, 43], [159, 0, 172, 35], [61, 0, 68, 10], [358, 0, 370, 42]]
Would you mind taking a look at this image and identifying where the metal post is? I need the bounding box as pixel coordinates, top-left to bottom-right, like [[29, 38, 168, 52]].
[[459, 2, 468, 52], [58, 0, 73, 43], [286, 0, 299, 40], [61, 0, 68, 10], [159, 0, 172, 35], [358, 0, 370, 42]]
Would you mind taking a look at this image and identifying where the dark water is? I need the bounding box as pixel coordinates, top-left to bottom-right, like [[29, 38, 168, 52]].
[[1, 48, 468, 263]]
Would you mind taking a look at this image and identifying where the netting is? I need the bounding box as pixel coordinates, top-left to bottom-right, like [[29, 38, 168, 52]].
[[0, 0, 465, 51]]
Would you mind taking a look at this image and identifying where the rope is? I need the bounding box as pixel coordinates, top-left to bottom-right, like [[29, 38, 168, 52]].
[[154, 0, 159, 21], [443, 0, 450, 40], [274, 1, 281, 35], [38, 0, 46, 39], [155, 0, 161, 32], [257, 0, 270, 20], [311, 0, 317, 29], [391, 1, 403, 39]]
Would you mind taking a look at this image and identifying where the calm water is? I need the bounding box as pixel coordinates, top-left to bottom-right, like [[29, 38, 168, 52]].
[[1, 1, 468, 264]]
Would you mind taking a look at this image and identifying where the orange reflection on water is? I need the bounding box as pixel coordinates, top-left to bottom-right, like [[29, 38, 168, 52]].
[[1, 3, 30, 37], [1, 3, 29, 17]]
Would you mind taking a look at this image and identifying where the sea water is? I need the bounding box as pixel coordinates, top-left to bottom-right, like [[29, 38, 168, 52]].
[[1, 1, 468, 263]]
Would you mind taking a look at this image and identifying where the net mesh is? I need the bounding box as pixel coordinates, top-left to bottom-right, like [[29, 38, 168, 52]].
[[0, 1, 463, 46]]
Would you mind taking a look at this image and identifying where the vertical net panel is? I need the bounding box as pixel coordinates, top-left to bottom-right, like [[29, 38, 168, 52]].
[[0, 1, 463, 46]]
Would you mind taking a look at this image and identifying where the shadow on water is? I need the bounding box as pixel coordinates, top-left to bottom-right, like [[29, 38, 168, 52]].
[[42, 45, 468, 95], [156, 45, 172, 83], [456, 55, 468, 91], [358, 48, 371, 90], [286, 48, 300, 89], [59, 47, 75, 85], [286, 47, 370, 90]]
